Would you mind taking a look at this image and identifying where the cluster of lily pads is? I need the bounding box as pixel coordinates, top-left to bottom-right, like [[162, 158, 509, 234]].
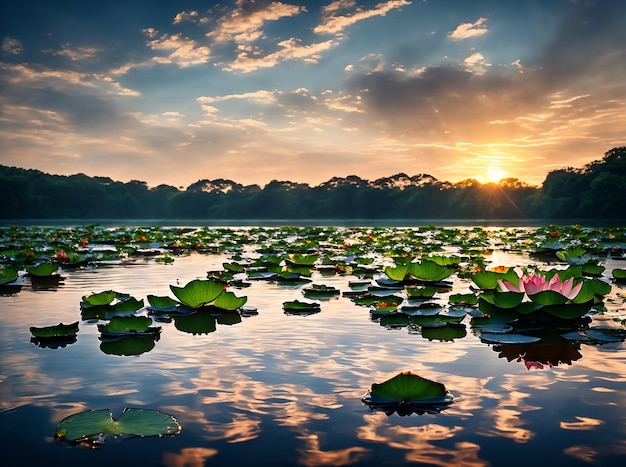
[[30, 277, 251, 355], [5, 223, 626, 439]]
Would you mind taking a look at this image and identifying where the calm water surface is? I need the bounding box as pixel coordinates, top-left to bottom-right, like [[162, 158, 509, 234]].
[[1, 227, 625, 467]]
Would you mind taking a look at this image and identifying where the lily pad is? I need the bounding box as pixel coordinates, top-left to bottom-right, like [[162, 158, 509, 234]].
[[405, 285, 438, 299], [362, 371, 453, 406], [479, 332, 541, 344], [0, 265, 19, 284], [407, 260, 455, 282], [98, 316, 160, 337], [30, 321, 79, 339], [170, 278, 226, 309], [26, 262, 59, 277], [212, 290, 248, 310], [55, 408, 181, 444]]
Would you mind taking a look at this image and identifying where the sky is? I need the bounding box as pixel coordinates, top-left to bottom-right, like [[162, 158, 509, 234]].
[[1, 0, 625, 189]]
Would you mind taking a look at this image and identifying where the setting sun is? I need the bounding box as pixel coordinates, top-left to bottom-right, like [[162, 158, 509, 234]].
[[485, 167, 506, 183]]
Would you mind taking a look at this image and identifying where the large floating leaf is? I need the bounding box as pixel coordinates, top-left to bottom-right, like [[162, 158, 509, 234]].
[[527, 290, 569, 306], [407, 260, 454, 282], [81, 290, 119, 307], [212, 290, 247, 310], [27, 262, 59, 277], [170, 279, 225, 309], [541, 300, 594, 320], [364, 371, 453, 405], [471, 268, 519, 290], [55, 408, 181, 444], [147, 294, 179, 311], [383, 264, 408, 281]]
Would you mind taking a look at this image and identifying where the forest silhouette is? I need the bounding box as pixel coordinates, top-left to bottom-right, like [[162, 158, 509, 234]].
[[1, 147, 624, 220]]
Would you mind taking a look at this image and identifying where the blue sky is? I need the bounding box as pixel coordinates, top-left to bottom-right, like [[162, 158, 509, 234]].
[[1, 0, 625, 188]]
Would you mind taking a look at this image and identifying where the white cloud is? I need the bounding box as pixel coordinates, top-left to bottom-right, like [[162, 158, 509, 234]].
[[144, 32, 211, 67], [314, 0, 412, 35], [448, 17, 489, 41]]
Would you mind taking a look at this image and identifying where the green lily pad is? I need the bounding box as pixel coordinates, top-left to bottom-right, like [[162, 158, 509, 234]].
[[30, 321, 79, 338], [407, 260, 454, 282], [379, 313, 411, 327], [405, 285, 438, 299], [613, 268, 626, 282], [363, 371, 453, 405], [471, 268, 519, 290], [283, 300, 321, 311], [571, 278, 612, 303], [541, 300, 594, 320], [81, 290, 121, 308], [26, 262, 59, 277], [98, 316, 159, 337], [383, 264, 408, 281], [448, 293, 478, 306], [55, 408, 181, 444], [527, 290, 569, 306], [212, 290, 248, 310], [170, 279, 225, 309], [147, 294, 180, 311], [0, 265, 19, 284]]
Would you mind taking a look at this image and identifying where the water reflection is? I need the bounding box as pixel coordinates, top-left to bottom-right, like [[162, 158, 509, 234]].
[[1, 229, 626, 466]]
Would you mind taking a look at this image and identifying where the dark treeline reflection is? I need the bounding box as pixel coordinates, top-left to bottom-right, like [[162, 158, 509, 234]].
[[2, 147, 625, 219]]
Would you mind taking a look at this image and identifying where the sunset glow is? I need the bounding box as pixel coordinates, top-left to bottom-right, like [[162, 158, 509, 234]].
[[0, 1, 625, 188]]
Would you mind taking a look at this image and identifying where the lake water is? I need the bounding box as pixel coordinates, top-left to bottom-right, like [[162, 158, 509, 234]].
[[1, 225, 625, 466]]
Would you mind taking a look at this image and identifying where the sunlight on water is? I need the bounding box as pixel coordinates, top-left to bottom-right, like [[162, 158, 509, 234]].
[[1, 226, 625, 467]]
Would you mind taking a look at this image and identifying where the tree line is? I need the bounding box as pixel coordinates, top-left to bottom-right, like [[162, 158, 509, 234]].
[[1, 147, 624, 220]]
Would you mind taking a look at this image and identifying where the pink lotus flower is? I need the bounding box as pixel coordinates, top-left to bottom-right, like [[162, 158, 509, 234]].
[[498, 273, 582, 300]]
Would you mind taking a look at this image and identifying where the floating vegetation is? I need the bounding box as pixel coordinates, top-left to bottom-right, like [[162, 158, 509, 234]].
[[362, 371, 454, 416], [30, 321, 79, 349], [3, 223, 624, 361], [54, 408, 181, 447]]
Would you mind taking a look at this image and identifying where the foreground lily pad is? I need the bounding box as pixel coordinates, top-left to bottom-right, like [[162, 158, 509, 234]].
[[362, 371, 453, 406], [55, 408, 181, 445]]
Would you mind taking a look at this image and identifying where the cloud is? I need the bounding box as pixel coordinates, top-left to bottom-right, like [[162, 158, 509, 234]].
[[46, 45, 103, 61], [173, 10, 200, 25], [143, 30, 212, 67], [2, 37, 23, 55], [209, 1, 306, 44], [198, 90, 278, 105], [223, 37, 336, 73], [314, 0, 412, 35], [463, 52, 490, 75], [448, 17, 488, 41]]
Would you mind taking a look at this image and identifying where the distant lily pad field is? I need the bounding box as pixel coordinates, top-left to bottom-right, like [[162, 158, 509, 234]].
[[1, 222, 625, 466]]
